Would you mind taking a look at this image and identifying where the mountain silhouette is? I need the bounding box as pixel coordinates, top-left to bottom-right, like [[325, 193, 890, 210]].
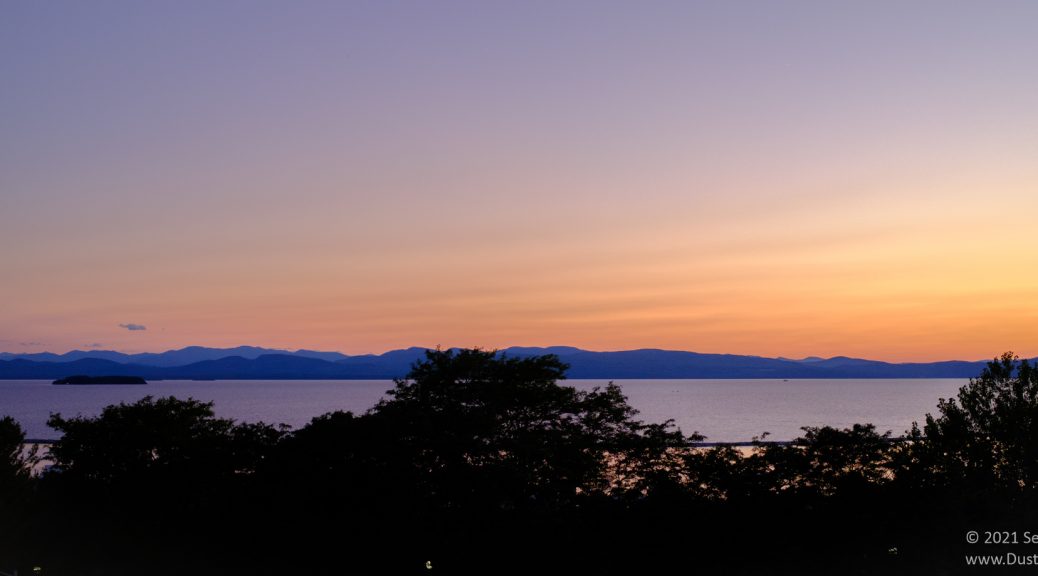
[[0, 345, 999, 379], [0, 345, 349, 367]]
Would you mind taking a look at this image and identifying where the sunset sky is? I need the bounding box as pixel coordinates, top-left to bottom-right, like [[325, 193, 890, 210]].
[[2, 1, 1037, 361]]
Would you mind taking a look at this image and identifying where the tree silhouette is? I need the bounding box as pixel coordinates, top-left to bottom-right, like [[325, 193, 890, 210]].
[[761, 423, 894, 496], [41, 397, 285, 574], [8, 349, 1038, 575], [898, 352, 1038, 493], [0, 416, 33, 490], [0, 416, 36, 570], [367, 348, 693, 505]]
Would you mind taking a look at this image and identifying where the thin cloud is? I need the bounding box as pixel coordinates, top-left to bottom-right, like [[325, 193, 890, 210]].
[[85, 343, 105, 348], [119, 323, 147, 331], [19, 341, 43, 347]]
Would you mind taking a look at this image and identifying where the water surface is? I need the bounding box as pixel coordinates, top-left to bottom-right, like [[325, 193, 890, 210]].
[[0, 378, 968, 442]]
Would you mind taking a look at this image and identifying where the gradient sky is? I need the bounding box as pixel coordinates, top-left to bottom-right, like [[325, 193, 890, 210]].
[[2, 1, 1037, 361]]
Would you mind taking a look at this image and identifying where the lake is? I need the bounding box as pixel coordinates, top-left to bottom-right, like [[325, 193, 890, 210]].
[[0, 378, 968, 442]]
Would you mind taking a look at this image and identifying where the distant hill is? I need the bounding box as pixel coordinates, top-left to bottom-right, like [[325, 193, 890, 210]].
[[0, 345, 349, 367], [0, 345, 1002, 380]]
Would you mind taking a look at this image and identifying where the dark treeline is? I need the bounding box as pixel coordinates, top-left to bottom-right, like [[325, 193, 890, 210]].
[[1, 349, 1036, 574]]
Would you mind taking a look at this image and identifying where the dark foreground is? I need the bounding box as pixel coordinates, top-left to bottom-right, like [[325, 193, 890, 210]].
[[2, 349, 1036, 575]]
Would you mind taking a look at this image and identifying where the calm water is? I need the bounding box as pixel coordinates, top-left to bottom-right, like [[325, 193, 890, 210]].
[[0, 378, 968, 442]]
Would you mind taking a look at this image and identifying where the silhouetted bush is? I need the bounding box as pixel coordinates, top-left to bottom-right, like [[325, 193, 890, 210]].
[[0, 416, 36, 569], [37, 397, 285, 574], [0, 415, 33, 490], [901, 352, 1038, 493]]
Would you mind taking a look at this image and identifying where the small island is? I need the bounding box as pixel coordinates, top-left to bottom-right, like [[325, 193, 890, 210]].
[[52, 375, 148, 385]]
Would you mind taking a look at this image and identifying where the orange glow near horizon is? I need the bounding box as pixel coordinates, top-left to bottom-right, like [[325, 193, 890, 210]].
[[4, 174, 1036, 362]]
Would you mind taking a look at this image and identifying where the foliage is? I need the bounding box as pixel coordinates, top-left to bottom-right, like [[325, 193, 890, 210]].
[[760, 423, 894, 496], [897, 352, 1038, 493], [47, 395, 285, 483], [36, 397, 286, 574], [0, 416, 33, 489], [1, 349, 1036, 574], [0, 416, 37, 570], [683, 424, 894, 503], [366, 348, 693, 504]]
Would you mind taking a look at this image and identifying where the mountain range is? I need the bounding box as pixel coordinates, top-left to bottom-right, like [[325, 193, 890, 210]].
[[0, 345, 999, 380]]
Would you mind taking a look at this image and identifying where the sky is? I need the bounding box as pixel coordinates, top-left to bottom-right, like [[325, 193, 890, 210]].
[[2, 1, 1037, 362]]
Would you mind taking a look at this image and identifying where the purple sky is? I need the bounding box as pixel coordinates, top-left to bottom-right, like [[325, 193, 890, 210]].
[[2, 1, 1037, 361]]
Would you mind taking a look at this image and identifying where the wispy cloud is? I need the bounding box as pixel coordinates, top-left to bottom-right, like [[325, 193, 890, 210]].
[[85, 343, 105, 348], [19, 341, 43, 347], [119, 323, 147, 331]]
